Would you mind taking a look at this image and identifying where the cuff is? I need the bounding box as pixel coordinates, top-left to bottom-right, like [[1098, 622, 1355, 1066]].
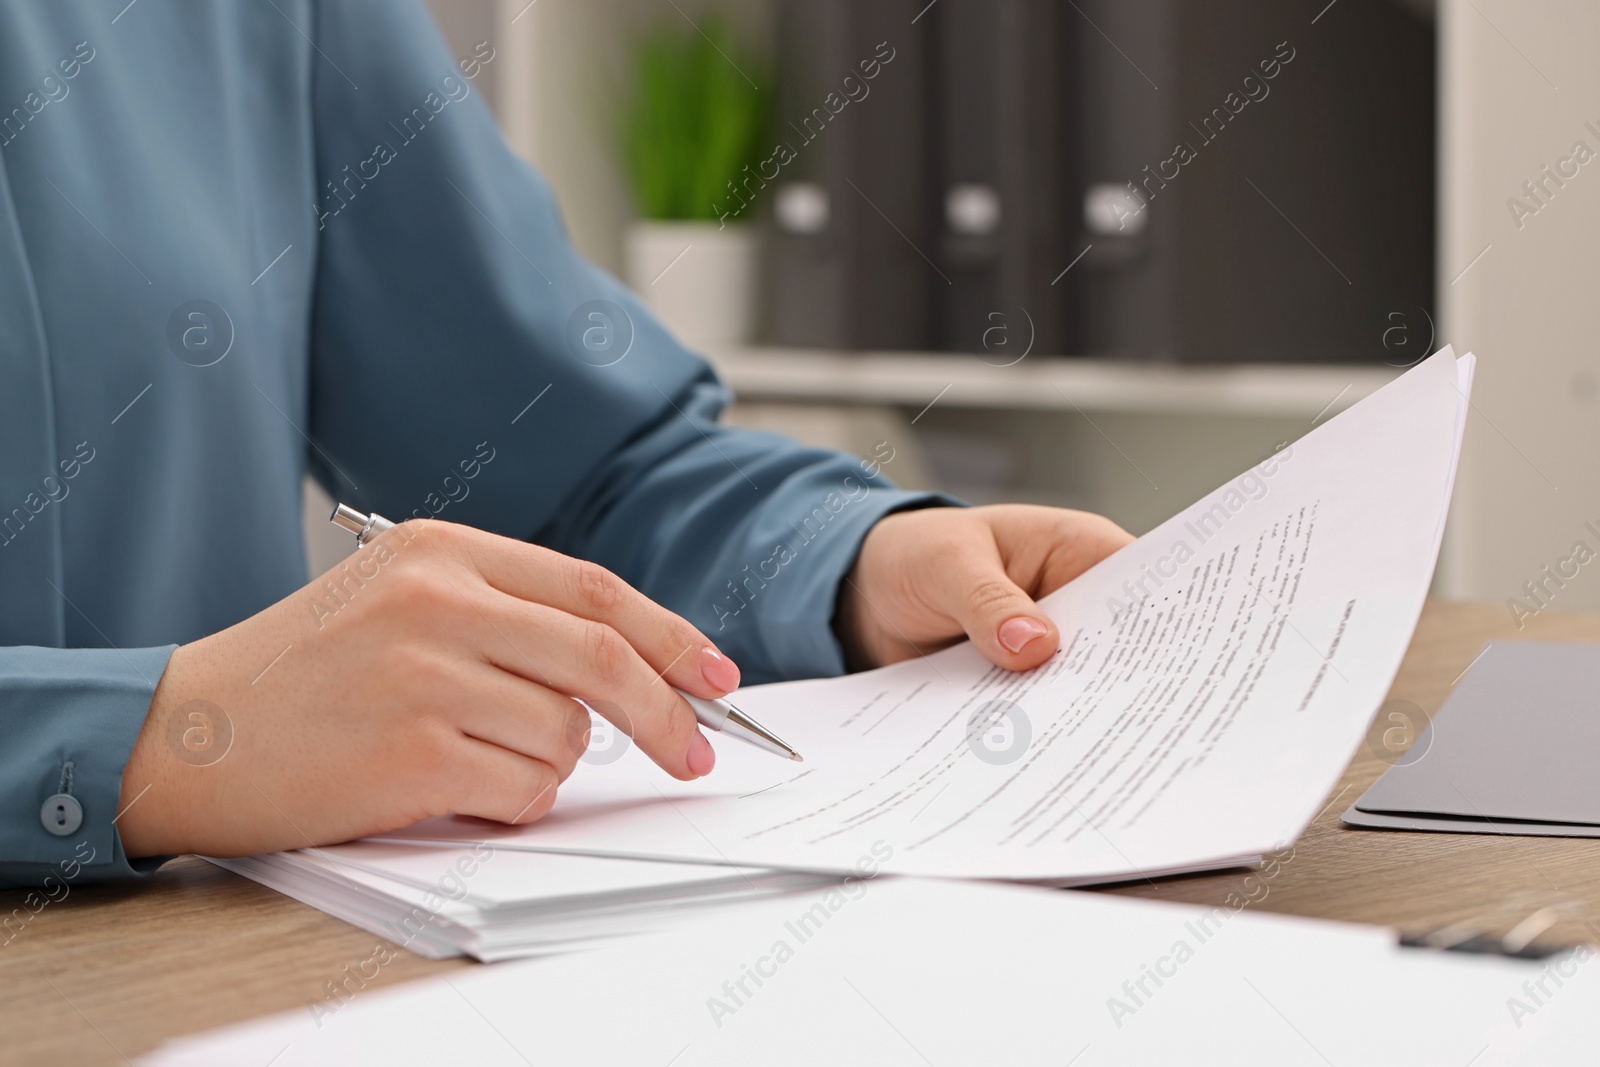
[[745, 488, 963, 681], [0, 644, 177, 890]]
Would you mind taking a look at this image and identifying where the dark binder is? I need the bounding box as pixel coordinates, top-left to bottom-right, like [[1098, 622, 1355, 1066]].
[[930, 0, 1076, 357], [763, 0, 935, 350], [1070, 0, 1434, 363]]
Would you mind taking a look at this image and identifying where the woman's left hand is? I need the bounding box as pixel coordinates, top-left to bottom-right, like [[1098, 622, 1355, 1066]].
[[837, 505, 1134, 671]]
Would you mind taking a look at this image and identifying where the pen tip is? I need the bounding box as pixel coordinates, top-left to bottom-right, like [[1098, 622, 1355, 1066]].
[[791, 753, 804, 763]]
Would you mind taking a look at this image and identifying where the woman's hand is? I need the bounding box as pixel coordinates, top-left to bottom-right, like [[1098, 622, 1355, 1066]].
[[116, 520, 740, 859], [837, 504, 1134, 671]]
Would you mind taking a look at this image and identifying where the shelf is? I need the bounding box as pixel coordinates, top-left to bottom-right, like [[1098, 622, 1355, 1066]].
[[706, 347, 1401, 420]]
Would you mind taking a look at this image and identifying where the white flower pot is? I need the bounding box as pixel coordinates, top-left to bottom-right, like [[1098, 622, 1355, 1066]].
[[625, 221, 760, 348]]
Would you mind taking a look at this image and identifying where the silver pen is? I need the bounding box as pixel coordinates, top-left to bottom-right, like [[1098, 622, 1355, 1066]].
[[330, 504, 803, 762]]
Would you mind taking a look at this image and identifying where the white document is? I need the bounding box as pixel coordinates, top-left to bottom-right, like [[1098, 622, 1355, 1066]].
[[381, 350, 1474, 882], [266, 841, 792, 911], [208, 842, 837, 961], [142, 876, 1597, 1066]]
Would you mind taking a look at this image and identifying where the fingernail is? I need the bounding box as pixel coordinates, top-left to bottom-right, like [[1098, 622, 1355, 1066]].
[[687, 731, 716, 777], [998, 616, 1050, 654], [700, 647, 741, 694]]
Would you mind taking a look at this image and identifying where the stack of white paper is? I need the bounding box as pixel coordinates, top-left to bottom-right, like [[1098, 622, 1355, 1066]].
[[208, 842, 838, 962], [142, 876, 1599, 1065]]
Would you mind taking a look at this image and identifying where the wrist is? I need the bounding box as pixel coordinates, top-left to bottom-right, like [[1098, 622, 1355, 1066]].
[[831, 570, 877, 673], [831, 512, 913, 673], [116, 643, 200, 858]]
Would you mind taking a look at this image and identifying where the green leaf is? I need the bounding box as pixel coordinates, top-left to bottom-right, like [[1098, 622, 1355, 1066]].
[[618, 15, 772, 222]]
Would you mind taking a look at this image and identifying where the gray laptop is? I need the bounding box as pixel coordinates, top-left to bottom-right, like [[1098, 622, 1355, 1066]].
[[1344, 642, 1600, 836]]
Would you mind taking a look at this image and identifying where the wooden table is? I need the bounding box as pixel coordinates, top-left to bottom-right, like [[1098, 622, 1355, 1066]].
[[7, 600, 1599, 1065]]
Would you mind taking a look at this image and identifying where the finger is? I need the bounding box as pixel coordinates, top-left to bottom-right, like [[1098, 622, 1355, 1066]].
[[446, 736, 563, 825], [929, 527, 1060, 672], [475, 593, 712, 781], [452, 527, 740, 698], [451, 666, 593, 782], [1034, 511, 1135, 595]]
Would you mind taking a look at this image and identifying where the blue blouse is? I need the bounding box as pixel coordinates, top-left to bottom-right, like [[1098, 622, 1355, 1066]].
[[0, 0, 938, 888]]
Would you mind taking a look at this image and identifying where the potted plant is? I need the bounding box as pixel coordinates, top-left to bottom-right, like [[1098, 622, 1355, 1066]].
[[619, 16, 770, 347]]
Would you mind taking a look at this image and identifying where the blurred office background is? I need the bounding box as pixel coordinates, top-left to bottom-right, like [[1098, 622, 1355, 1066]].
[[308, 0, 1600, 617]]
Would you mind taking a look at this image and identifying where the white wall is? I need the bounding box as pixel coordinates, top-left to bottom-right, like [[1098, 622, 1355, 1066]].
[[1440, 0, 1600, 615]]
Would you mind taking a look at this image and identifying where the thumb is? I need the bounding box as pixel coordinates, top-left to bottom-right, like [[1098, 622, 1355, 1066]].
[[940, 550, 1059, 671]]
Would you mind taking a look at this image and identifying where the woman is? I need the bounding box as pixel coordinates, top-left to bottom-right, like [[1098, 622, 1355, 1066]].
[[0, 0, 1129, 888]]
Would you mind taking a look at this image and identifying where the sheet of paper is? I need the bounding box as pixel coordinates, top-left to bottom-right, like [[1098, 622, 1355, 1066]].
[[142, 876, 1595, 1066], [281, 840, 801, 910], [382, 349, 1475, 881], [208, 845, 838, 962]]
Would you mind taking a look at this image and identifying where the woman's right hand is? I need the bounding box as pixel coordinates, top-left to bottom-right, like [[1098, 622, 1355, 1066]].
[[115, 519, 740, 859]]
